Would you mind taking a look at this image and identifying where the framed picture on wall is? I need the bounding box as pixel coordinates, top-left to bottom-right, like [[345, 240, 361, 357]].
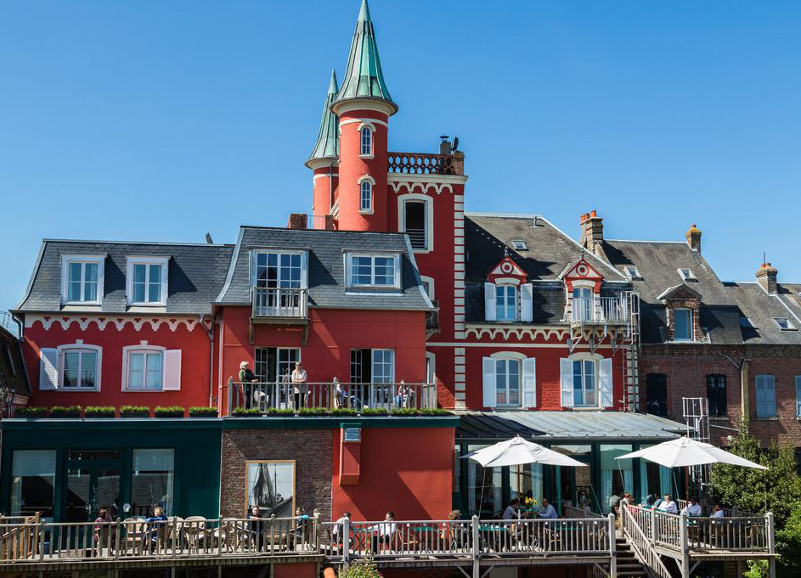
[[244, 460, 295, 517]]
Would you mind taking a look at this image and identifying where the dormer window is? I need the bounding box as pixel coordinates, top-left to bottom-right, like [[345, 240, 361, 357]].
[[510, 240, 528, 251], [346, 253, 400, 288], [496, 285, 518, 321], [127, 257, 169, 306], [360, 126, 373, 157], [61, 255, 104, 305], [774, 317, 797, 331], [678, 268, 697, 281], [740, 317, 757, 329], [623, 265, 642, 280], [673, 308, 694, 341], [359, 176, 374, 213]]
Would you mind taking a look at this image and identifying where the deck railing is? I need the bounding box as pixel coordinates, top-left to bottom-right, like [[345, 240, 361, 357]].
[[620, 505, 673, 578], [387, 152, 461, 175], [251, 287, 308, 319], [563, 506, 603, 519], [568, 296, 628, 325], [229, 381, 437, 414]]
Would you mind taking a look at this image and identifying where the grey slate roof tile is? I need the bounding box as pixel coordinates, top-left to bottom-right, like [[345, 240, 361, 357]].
[[0, 325, 30, 395], [723, 282, 801, 345]]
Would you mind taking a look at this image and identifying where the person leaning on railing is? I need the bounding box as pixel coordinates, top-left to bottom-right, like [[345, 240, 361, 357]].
[[286, 506, 310, 550], [246, 506, 265, 551], [238, 361, 259, 409], [332, 511, 352, 551]]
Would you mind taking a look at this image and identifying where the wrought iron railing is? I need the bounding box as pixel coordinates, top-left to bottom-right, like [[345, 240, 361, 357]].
[[251, 287, 308, 319]]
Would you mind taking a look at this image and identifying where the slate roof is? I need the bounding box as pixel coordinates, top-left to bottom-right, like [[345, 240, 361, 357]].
[[464, 214, 628, 324], [723, 282, 801, 345], [15, 240, 235, 315], [601, 240, 743, 344], [0, 325, 30, 396], [215, 226, 432, 311]]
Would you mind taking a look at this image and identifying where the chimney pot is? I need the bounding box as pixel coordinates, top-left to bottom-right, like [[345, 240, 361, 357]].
[[579, 211, 604, 256], [686, 224, 702, 252], [756, 261, 778, 295]]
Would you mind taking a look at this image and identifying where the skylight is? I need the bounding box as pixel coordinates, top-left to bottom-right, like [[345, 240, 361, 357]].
[[774, 317, 797, 331], [510, 240, 528, 251], [623, 265, 642, 280], [678, 268, 697, 281]]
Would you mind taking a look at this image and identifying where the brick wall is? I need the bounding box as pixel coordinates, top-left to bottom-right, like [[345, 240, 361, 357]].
[[220, 429, 333, 520]]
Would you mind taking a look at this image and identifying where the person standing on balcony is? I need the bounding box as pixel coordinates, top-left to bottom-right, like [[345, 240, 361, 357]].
[[291, 362, 308, 410], [334, 378, 347, 408], [395, 381, 413, 409], [238, 361, 259, 410]]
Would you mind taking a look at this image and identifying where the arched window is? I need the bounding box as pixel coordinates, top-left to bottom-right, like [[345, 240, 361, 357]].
[[360, 180, 373, 212], [360, 127, 373, 156]]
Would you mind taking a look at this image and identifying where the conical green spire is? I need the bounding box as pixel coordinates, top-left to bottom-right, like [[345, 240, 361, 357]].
[[333, 0, 397, 113], [307, 70, 340, 165]]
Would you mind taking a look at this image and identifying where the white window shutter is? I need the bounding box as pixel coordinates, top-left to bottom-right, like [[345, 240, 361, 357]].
[[482, 357, 497, 408], [301, 251, 309, 289], [522, 357, 536, 408], [560, 358, 574, 408], [393, 255, 401, 287], [520, 283, 533, 322], [599, 358, 614, 408], [484, 283, 497, 321], [39, 348, 59, 391], [162, 350, 182, 391]]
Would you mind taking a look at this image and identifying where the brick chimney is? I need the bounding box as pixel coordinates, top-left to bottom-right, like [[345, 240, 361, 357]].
[[287, 214, 308, 229], [756, 262, 778, 295], [686, 224, 701, 252], [579, 210, 604, 256]]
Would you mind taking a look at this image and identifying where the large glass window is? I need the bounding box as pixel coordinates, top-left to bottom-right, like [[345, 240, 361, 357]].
[[254, 252, 302, 289], [62, 348, 98, 389], [495, 358, 521, 407], [66, 260, 99, 303], [600, 444, 632, 516], [495, 285, 517, 321], [255, 347, 300, 383], [572, 287, 593, 322], [132, 263, 163, 303], [132, 449, 174, 517], [348, 254, 397, 287], [10, 450, 56, 518], [467, 444, 503, 518], [372, 349, 395, 384], [638, 447, 672, 504], [573, 359, 596, 407], [756, 374, 777, 418], [706, 374, 727, 417], [673, 308, 693, 341], [128, 350, 163, 390], [646, 373, 668, 417]]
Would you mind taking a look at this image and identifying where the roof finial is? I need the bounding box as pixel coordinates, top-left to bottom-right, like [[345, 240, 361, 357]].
[[358, 0, 371, 22]]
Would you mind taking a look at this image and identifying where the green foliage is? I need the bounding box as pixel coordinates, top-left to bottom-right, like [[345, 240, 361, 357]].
[[329, 407, 358, 416], [83, 406, 116, 417], [15, 406, 47, 417], [264, 408, 295, 416], [743, 560, 769, 578], [120, 405, 150, 416], [154, 406, 185, 417], [232, 407, 262, 417], [419, 407, 450, 416], [49, 405, 82, 417], [298, 406, 329, 416], [359, 408, 388, 416], [777, 507, 801, 573], [710, 419, 801, 528], [337, 556, 382, 578], [188, 406, 218, 416], [390, 407, 418, 416]]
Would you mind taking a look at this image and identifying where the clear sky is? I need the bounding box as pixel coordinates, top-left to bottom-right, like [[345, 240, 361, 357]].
[[1, 0, 800, 311]]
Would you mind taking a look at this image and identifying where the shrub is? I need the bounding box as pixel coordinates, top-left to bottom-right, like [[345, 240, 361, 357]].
[[264, 408, 295, 416], [359, 408, 388, 416], [188, 406, 218, 417], [16, 406, 48, 418], [84, 406, 116, 418], [339, 556, 381, 578], [232, 407, 262, 417], [154, 406, 185, 418], [49, 405, 82, 418], [419, 407, 450, 416], [329, 407, 358, 416], [120, 406, 150, 417], [298, 407, 328, 416], [390, 407, 418, 416]]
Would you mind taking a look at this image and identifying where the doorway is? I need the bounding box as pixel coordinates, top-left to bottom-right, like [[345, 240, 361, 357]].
[[64, 451, 122, 523]]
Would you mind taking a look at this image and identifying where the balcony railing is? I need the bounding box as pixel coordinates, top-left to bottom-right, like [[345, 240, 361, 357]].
[[405, 228, 427, 249], [229, 381, 437, 414], [567, 296, 628, 325], [251, 287, 308, 321], [387, 152, 462, 175]]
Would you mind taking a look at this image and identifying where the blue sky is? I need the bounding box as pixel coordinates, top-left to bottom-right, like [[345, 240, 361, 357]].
[[1, 0, 800, 310]]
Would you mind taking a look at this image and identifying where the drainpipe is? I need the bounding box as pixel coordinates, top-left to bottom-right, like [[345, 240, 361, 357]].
[[199, 314, 215, 407], [740, 359, 750, 427]]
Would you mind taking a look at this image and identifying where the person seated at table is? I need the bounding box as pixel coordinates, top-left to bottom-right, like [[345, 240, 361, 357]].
[[710, 503, 725, 519], [658, 494, 678, 514], [709, 503, 726, 541], [641, 494, 657, 508], [538, 498, 558, 519], [332, 511, 352, 551], [246, 505, 265, 551], [333, 378, 347, 408], [143, 505, 168, 551], [441, 509, 464, 547], [93, 508, 114, 552], [371, 511, 397, 553], [608, 492, 621, 516], [502, 498, 520, 520], [681, 497, 702, 517], [287, 506, 311, 549]]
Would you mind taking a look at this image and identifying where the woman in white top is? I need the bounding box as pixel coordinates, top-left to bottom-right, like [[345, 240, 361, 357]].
[[291, 362, 308, 410], [658, 494, 678, 514]]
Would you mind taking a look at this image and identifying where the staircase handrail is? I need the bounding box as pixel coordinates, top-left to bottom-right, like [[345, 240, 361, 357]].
[[620, 504, 673, 578]]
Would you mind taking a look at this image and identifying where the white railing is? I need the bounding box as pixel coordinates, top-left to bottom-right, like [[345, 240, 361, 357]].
[[563, 506, 603, 519], [620, 505, 673, 578], [251, 287, 308, 319], [229, 380, 438, 414], [405, 228, 427, 250], [568, 297, 628, 324]]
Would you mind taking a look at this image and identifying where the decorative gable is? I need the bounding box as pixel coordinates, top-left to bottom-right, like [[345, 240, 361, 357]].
[[656, 283, 702, 303], [560, 257, 604, 292], [487, 257, 527, 285]]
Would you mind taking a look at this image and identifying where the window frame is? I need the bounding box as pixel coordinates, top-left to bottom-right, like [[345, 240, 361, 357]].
[[572, 358, 597, 407], [672, 307, 694, 341], [359, 125, 374, 158], [58, 343, 102, 391], [346, 252, 401, 289], [61, 254, 105, 306], [510, 240, 528, 251], [677, 268, 697, 281], [755, 374, 777, 419], [495, 357, 522, 408], [495, 284, 518, 322], [774, 317, 797, 331], [623, 265, 642, 280], [795, 376, 801, 418], [398, 194, 433, 252], [126, 256, 169, 306], [706, 374, 727, 418], [122, 345, 166, 392], [358, 176, 375, 214], [251, 250, 307, 290]]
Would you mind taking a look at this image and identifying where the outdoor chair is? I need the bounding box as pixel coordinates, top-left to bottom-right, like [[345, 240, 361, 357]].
[[183, 516, 211, 551], [122, 518, 146, 555]]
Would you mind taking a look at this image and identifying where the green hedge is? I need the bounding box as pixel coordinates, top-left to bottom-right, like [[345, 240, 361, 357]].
[[188, 406, 218, 417], [49, 405, 82, 418], [120, 405, 150, 417], [84, 406, 116, 417], [154, 406, 185, 417], [16, 406, 48, 418]]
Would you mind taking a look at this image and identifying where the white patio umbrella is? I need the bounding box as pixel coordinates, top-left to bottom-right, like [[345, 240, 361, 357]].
[[464, 435, 588, 468], [614, 436, 767, 470]]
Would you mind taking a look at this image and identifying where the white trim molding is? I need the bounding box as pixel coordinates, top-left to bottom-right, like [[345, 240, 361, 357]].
[[25, 314, 202, 333], [60, 254, 105, 306], [126, 256, 169, 307], [397, 193, 434, 253]]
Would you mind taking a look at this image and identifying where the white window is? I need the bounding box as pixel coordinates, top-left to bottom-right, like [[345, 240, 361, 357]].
[[347, 253, 400, 288], [572, 360, 596, 407], [572, 287, 594, 322], [360, 127, 373, 156], [372, 349, 395, 383], [623, 265, 642, 280], [360, 180, 373, 213], [496, 285, 518, 321], [495, 358, 521, 407], [560, 356, 613, 408], [511, 240, 528, 251], [126, 257, 168, 306], [678, 268, 697, 281], [673, 308, 693, 341], [38, 343, 102, 391], [61, 255, 104, 304], [795, 376, 801, 418], [122, 345, 181, 391], [253, 251, 306, 289], [755, 374, 776, 418], [482, 355, 536, 409], [774, 317, 797, 331]]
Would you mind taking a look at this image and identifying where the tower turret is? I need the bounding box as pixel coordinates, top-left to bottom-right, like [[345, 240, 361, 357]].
[[307, 70, 340, 223], [331, 0, 397, 232]]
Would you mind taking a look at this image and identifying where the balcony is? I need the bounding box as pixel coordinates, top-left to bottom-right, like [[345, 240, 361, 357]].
[[388, 152, 463, 176], [251, 287, 308, 324], [567, 296, 629, 325], [227, 381, 437, 415]]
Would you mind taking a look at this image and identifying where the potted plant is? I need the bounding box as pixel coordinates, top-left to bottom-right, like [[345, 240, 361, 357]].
[[419, 408, 449, 416], [264, 408, 295, 417], [297, 407, 328, 417], [15, 406, 47, 418], [120, 405, 150, 418], [360, 408, 388, 416], [84, 406, 116, 418], [188, 406, 218, 418], [49, 405, 82, 418], [154, 406, 185, 418], [329, 407, 358, 417], [231, 407, 262, 417]]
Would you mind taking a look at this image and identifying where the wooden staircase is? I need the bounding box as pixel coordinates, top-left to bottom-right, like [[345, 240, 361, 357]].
[[616, 536, 650, 577]]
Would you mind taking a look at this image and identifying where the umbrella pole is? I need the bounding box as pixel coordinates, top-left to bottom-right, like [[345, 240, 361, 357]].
[[478, 467, 488, 518]]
